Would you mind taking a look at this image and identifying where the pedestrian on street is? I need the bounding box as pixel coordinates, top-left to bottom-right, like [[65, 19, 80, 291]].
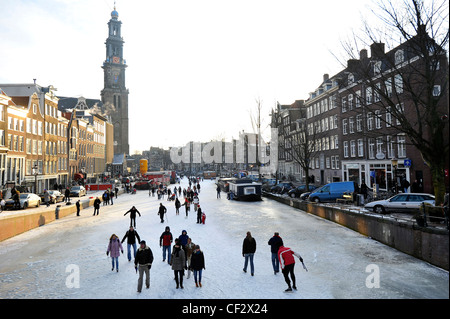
[[159, 226, 173, 263], [278, 245, 304, 292], [102, 191, 109, 206], [124, 206, 141, 227], [43, 190, 50, 207], [170, 238, 186, 289], [106, 234, 123, 272], [158, 203, 167, 223], [64, 187, 70, 202], [76, 200, 81, 216], [216, 185, 221, 198], [135, 240, 154, 293], [178, 230, 189, 251], [109, 189, 114, 205], [190, 244, 205, 287], [175, 197, 181, 215], [185, 237, 196, 279], [114, 186, 119, 199], [268, 232, 284, 274], [93, 197, 101, 215], [242, 231, 256, 276], [181, 198, 190, 218], [196, 205, 203, 224], [121, 226, 141, 261]]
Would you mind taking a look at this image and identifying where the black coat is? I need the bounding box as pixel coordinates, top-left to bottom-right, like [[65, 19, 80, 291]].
[[94, 198, 101, 208], [190, 250, 205, 270], [242, 237, 257, 254], [121, 230, 141, 245], [125, 207, 141, 218], [135, 246, 154, 266], [268, 235, 283, 254]]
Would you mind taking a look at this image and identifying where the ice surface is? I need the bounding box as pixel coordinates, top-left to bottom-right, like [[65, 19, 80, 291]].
[[0, 179, 448, 299]]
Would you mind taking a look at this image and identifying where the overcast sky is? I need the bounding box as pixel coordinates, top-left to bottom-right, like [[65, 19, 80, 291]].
[[0, 0, 380, 153]]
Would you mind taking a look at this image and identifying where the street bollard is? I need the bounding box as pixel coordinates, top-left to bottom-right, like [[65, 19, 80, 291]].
[[55, 205, 61, 220]]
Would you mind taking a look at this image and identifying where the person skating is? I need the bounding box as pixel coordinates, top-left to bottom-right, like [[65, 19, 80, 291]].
[[135, 240, 154, 293], [121, 226, 141, 261], [185, 238, 196, 279], [159, 226, 173, 263], [175, 197, 181, 215], [93, 197, 101, 215], [124, 206, 141, 227], [190, 245, 205, 287], [170, 238, 186, 289], [76, 200, 81, 216], [196, 205, 203, 224], [242, 231, 256, 276], [268, 232, 284, 274], [158, 203, 167, 223], [106, 234, 123, 272], [278, 245, 304, 292]]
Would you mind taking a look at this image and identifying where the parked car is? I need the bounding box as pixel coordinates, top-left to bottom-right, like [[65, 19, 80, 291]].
[[271, 182, 295, 194], [69, 186, 86, 197], [39, 190, 64, 204], [5, 193, 41, 210], [261, 179, 277, 192], [364, 193, 435, 214], [287, 185, 318, 198], [308, 181, 358, 203]]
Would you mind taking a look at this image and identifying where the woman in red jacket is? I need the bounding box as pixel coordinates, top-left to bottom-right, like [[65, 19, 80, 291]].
[[278, 245, 303, 292]]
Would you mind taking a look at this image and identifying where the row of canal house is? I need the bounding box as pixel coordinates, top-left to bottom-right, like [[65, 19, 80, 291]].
[[0, 83, 113, 195], [273, 35, 449, 194]]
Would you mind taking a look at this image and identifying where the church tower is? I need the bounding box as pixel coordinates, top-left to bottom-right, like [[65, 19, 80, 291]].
[[101, 5, 130, 155]]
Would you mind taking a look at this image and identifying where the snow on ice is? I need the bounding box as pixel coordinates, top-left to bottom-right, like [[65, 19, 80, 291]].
[[0, 179, 448, 299]]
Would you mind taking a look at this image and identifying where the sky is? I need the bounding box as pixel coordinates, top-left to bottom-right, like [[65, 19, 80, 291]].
[[0, 0, 379, 153]]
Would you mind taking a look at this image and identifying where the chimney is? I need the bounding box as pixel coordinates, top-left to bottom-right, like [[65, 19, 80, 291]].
[[347, 59, 359, 71], [370, 42, 385, 59], [323, 74, 329, 82], [360, 49, 368, 60]]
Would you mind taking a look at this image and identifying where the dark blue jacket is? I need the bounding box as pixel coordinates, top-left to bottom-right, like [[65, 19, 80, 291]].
[[268, 235, 283, 254], [178, 230, 189, 247]]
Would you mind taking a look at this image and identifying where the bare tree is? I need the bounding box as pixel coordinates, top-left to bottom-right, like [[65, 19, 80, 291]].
[[338, 0, 449, 204]]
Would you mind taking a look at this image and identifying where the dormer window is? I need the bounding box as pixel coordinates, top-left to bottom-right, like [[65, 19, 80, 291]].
[[395, 50, 404, 65], [373, 61, 382, 75], [348, 73, 354, 84]]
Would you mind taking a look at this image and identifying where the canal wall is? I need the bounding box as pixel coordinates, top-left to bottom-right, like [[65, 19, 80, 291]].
[[0, 197, 98, 242], [264, 193, 449, 270]]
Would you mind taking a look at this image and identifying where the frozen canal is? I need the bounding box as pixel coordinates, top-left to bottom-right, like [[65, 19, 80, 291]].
[[0, 179, 448, 299]]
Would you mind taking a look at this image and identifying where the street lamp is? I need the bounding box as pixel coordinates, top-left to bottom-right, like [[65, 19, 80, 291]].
[[391, 157, 398, 194], [32, 164, 39, 194]]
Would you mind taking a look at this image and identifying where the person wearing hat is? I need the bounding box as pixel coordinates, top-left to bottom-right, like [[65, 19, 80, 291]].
[[135, 240, 154, 293]]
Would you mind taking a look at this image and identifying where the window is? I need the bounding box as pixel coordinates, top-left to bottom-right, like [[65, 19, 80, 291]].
[[374, 61, 382, 75], [334, 135, 339, 149], [368, 138, 375, 159], [329, 116, 334, 130], [374, 83, 381, 102], [366, 87, 373, 105], [376, 137, 383, 155], [348, 73, 354, 84], [355, 90, 361, 108], [375, 110, 382, 129], [342, 98, 347, 113], [386, 107, 392, 127], [348, 94, 353, 110], [342, 119, 348, 135], [395, 50, 404, 64], [343, 141, 349, 158], [350, 140, 356, 157], [357, 139, 364, 157], [385, 78, 392, 97], [387, 136, 394, 158], [367, 112, 373, 131], [395, 103, 404, 125], [433, 85, 441, 97], [394, 74, 403, 94], [349, 117, 354, 134], [356, 114, 363, 132], [334, 115, 338, 129], [397, 135, 406, 157]]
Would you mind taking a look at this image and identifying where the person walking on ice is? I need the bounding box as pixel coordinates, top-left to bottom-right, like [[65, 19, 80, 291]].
[[121, 226, 141, 262], [124, 206, 141, 228], [170, 238, 186, 289], [242, 231, 256, 276], [190, 244, 205, 287], [158, 203, 167, 223], [278, 245, 305, 292], [135, 240, 154, 293], [106, 234, 123, 272]]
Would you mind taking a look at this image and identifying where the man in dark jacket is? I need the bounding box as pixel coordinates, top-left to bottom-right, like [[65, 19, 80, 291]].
[[242, 231, 256, 276], [135, 240, 154, 293], [93, 197, 101, 215], [124, 206, 141, 227], [268, 232, 284, 274], [158, 203, 167, 223], [159, 226, 173, 263], [121, 226, 141, 261]]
